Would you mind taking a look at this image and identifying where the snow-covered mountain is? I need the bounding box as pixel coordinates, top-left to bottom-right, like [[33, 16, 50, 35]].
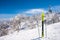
[[0, 12, 60, 35], [0, 10, 60, 37]]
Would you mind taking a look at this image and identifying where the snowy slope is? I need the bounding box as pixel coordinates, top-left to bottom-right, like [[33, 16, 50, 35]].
[[0, 22, 60, 40], [0, 28, 39, 40], [47, 22, 60, 40]]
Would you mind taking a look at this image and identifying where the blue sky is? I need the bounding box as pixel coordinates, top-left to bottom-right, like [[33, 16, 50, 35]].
[[0, 0, 60, 19]]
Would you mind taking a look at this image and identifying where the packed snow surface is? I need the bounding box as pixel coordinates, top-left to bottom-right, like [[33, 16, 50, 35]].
[[0, 22, 60, 40]]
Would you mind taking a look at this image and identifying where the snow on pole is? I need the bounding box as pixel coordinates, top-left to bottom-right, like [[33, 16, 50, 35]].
[[41, 12, 45, 38]]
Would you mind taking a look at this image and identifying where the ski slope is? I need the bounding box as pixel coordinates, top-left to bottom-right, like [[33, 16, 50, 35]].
[[0, 22, 60, 40]]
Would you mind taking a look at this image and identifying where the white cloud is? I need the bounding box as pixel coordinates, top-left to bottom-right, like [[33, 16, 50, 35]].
[[0, 9, 47, 19], [23, 9, 47, 14]]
